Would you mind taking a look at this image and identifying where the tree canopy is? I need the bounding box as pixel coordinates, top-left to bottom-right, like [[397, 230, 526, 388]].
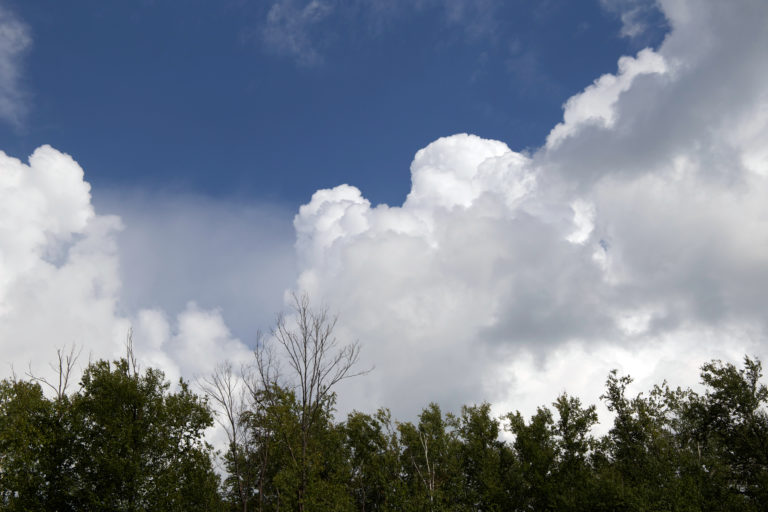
[[2, 333, 766, 511], [0, 350, 223, 511]]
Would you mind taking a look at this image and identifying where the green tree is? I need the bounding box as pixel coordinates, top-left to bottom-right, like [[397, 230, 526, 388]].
[[398, 403, 464, 511], [222, 293, 365, 512], [680, 357, 768, 510], [0, 349, 80, 511], [453, 403, 513, 512], [550, 394, 599, 511], [505, 406, 557, 511], [234, 384, 352, 512], [0, 378, 73, 511], [71, 355, 223, 511], [343, 408, 408, 512], [0, 348, 224, 511]]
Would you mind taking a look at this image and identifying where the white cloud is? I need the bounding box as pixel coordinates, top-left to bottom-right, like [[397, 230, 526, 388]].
[[545, 48, 668, 149], [0, 3, 31, 127], [291, 0, 768, 420], [93, 189, 296, 342], [0, 146, 262, 392]]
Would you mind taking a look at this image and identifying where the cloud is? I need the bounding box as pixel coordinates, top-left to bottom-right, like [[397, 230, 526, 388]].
[[0, 146, 264, 390], [0, 3, 31, 127], [291, 0, 768, 419], [600, 0, 668, 41], [545, 48, 667, 149], [261, 0, 334, 66], [93, 189, 297, 343], [257, 0, 500, 66], [3, 0, 768, 432]]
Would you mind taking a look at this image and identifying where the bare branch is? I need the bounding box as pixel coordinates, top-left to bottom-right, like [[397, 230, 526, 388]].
[[257, 291, 371, 512], [26, 344, 82, 399], [125, 328, 139, 377], [199, 362, 249, 511]]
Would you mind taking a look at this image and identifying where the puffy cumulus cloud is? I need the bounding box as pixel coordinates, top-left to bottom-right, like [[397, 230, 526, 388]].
[[292, 0, 768, 420], [0, 146, 253, 390], [0, 146, 120, 369], [545, 48, 668, 149], [132, 305, 253, 386], [0, 3, 30, 127], [295, 134, 617, 417]]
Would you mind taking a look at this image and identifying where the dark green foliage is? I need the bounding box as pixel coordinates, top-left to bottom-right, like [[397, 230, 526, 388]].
[[397, 403, 463, 511], [215, 355, 768, 512], [0, 357, 223, 511], [453, 403, 513, 511], [0, 379, 73, 511], [344, 409, 408, 511], [681, 357, 768, 510], [4, 350, 768, 512], [228, 384, 353, 512]]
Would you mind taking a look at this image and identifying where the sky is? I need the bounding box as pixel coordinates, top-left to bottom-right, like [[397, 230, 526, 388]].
[[2, 0, 768, 427]]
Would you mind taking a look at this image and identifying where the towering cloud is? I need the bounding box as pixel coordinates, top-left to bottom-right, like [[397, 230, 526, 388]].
[[293, 0, 768, 417]]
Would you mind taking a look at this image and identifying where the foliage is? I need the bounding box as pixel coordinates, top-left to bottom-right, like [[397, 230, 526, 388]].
[[3, 344, 767, 512], [208, 354, 768, 511], [0, 356, 223, 511]]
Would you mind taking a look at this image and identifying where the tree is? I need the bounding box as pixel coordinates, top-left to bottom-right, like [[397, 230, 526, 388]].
[[0, 346, 224, 511], [398, 403, 464, 511], [682, 357, 768, 510], [453, 403, 512, 511], [344, 409, 408, 512], [220, 292, 367, 512], [201, 362, 252, 512], [0, 378, 71, 511], [549, 394, 599, 511], [505, 406, 557, 511], [71, 351, 223, 511]]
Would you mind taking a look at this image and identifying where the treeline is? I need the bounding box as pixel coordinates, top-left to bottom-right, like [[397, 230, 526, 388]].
[[217, 357, 768, 512], [3, 353, 768, 512], [1, 298, 767, 511]]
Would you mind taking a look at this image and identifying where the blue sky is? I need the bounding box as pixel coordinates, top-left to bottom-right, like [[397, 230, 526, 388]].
[[2, 0, 665, 206], [3, 0, 767, 423]]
